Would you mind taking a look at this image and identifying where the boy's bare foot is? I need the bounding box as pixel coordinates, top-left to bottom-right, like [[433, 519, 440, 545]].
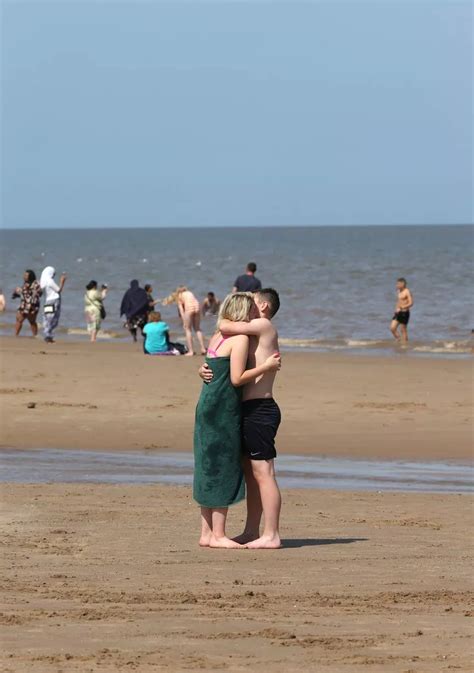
[[198, 535, 212, 547], [184, 351, 195, 357], [232, 531, 259, 544], [209, 535, 246, 549], [246, 535, 282, 549]]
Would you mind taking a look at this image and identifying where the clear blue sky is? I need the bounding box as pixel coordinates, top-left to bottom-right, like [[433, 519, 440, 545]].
[[1, 0, 472, 229]]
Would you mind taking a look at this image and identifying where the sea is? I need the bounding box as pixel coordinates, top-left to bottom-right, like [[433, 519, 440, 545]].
[[0, 225, 472, 357]]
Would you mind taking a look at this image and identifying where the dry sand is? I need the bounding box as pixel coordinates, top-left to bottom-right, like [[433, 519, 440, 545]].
[[1, 483, 473, 673], [0, 336, 472, 460]]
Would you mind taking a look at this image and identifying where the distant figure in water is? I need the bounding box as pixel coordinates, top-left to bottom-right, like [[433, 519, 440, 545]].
[[390, 277, 413, 343], [120, 280, 149, 342], [13, 270, 42, 337], [232, 262, 262, 293], [0, 290, 5, 312], [40, 266, 67, 343], [202, 291, 221, 317], [84, 280, 108, 342], [163, 286, 206, 356]]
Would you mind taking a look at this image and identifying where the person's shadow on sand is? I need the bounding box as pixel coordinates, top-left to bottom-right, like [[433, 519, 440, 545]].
[[281, 537, 367, 549]]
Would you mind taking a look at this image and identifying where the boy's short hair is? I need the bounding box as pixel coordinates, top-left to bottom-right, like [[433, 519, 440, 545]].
[[148, 311, 161, 322], [397, 277, 407, 286], [207, 291, 215, 298], [247, 262, 257, 273], [256, 288, 280, 318]]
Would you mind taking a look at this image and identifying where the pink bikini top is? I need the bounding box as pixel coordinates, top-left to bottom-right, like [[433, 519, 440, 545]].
[[207, 336, 228, 358]]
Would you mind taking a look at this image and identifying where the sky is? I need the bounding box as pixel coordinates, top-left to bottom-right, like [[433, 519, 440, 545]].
[[1, 0, 472, 229]]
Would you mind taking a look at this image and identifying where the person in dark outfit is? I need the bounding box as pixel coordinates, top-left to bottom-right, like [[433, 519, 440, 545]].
[[120, 280, 150, 342], [232, 262, 262, 293]]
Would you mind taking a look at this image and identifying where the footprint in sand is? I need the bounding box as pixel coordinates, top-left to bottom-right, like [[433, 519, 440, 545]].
[[354, 402, 427, 411], [42, 402, 98, 409], [0, 387, 35, 394]]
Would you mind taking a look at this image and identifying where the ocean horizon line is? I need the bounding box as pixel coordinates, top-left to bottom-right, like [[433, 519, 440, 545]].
[[1, 222, 473, 232]]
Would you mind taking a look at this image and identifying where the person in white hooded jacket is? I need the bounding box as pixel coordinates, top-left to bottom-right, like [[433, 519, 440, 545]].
[[40, 266, 67, 343]]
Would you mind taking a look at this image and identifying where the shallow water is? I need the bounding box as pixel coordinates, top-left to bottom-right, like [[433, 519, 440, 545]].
[[1, 449, 472, 494]]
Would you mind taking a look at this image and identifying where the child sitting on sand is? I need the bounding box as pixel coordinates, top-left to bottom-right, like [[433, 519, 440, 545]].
[[143, 311, 176, 355]]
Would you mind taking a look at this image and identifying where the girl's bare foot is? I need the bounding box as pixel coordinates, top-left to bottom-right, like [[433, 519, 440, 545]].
[[246, 535, 282, 549], [209, 535, 246, 549], [185, 351, 195, 357], [198, 535, 212, 547]]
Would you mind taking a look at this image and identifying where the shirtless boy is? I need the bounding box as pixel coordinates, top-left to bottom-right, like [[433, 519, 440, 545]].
[[390, 277, 414, 342], [200, 288, 282, 549]]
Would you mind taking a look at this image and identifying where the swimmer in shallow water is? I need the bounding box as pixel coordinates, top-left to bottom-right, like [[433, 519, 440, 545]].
[[201, 292, 221, 317]]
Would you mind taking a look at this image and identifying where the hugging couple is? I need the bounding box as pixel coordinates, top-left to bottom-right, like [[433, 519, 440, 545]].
[[193, 288, 282, 549]]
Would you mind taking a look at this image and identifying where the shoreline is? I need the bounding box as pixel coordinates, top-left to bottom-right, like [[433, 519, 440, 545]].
[[0, 327, 472, 358], [0, 336, 472, 461]]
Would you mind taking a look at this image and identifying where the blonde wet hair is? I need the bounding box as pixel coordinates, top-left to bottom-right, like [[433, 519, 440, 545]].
[[162, 286, 187, 306], [216, 292, 254, 329]]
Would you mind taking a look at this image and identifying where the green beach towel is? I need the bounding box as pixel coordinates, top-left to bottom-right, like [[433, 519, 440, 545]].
[[193, 356, 245, 508]]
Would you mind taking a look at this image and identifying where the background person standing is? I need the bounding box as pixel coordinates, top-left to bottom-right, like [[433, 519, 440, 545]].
[[84, 280, 108, 342], [232, 262, 262, 293], [13, 269, 42, 336], [390, 277, 413, 343], [40, 266, 67, 343]]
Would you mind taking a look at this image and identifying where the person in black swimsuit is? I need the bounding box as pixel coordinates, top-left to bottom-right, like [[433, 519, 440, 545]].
[[390, 277, 414, 342]]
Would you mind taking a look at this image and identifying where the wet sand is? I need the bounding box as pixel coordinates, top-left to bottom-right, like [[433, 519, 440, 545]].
[[1, 483, 472, 672], [0, 336, 472, 460]]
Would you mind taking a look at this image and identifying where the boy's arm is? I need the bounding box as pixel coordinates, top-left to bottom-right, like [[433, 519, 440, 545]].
[[406, 290, 414, 308], [220, 317, 271, 337], [229, 336, 280, 387]]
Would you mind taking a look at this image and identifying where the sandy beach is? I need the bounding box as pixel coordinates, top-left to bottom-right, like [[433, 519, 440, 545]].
[[1, 483, 472, 672], [0, 336, 472, 460], [1, 337, 472, 672]]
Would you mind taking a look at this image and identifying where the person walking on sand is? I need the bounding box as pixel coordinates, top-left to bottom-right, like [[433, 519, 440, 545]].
[[194, 292, 281, 549], [390, 277, 413, 343], [164, 286, 206, 356], [84, 280, 108, 342], [232, 262, 262, 293], [13, 270, 42, 337], [200, 288, 283, 549], [120, 280, 150, 342], [40, 266, 67, 343]]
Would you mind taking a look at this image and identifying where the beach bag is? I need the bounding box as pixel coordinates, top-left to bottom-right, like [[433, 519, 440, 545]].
[[169, 341, 188, 355]]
